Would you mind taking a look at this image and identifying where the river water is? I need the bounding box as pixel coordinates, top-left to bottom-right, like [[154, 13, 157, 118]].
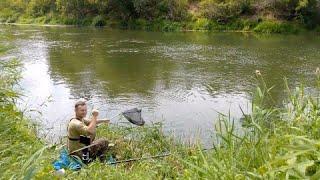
[[1, 25, 319, 145]]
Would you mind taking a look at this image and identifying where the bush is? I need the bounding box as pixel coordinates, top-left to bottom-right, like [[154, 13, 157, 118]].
[[257, 0, 320, 28], [56, 0, 102, 18], [193, 18, 210, 30], [161, 0, 190, 21], [106, 0, 189, 21], [161, 20, 183, 31], [241, 18, 258, 31], [199, 0, 252, 22], [34, 16, 51, 24], [253, 20, 300, 34], [315, 25, 320, 33], [17, 15, 34, 24], [239, 0, 254, 15], [26, 0, 55, 17], [62, 17, 79, 25], [0, 8, 20, 23], [91, 15, 106, 27]]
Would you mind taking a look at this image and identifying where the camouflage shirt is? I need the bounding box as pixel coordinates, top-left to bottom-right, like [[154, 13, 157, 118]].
[[67, 118, 95, 155]]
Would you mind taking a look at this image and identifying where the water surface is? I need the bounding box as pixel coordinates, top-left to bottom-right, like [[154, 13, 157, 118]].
[[1, 26, 319, 145]]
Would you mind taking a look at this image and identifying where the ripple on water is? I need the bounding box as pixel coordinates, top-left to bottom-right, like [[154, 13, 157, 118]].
[[117, 39, 147, 44], [107, 48, 139, 53], [17, 39, 49, 63], [150, 43, 261, 67]]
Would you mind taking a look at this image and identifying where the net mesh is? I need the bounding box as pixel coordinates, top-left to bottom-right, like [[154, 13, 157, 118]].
[[122, 108, 145, 126]]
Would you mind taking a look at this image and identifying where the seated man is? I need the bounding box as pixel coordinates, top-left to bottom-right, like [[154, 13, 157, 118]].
[[67, 100, 110, 163]]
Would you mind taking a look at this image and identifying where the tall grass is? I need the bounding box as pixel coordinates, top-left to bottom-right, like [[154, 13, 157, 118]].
[[181, 70, 320, 179], [0, 45, 53, 179]]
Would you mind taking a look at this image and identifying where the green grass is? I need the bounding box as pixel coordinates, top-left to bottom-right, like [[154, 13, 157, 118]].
[[1, 40, 320, 179]]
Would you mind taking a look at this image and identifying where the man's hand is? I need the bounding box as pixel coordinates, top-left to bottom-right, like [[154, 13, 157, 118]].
[[92, 109, 99, 118], [87, 109, 99, 135]]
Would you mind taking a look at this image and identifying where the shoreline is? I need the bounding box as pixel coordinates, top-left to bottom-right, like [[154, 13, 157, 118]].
[[0, 22, 76, 27], [0, 22, 305, 34], [0, 22, 253, 33]]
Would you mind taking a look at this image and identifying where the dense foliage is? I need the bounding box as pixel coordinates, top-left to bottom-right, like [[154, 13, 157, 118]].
[[0, 0, 319, 32]]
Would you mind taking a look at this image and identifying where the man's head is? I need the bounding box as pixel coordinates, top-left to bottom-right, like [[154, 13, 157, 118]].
[[75, 100, 87, 119]]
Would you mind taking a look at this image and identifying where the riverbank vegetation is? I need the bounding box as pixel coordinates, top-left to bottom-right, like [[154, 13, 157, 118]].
[[2, 42, 320, 178], [0, 45, 46, 178], [0, 0, 319, 33]]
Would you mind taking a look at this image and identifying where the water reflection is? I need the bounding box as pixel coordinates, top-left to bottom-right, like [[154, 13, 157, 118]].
[[1, 25, 319, 145]]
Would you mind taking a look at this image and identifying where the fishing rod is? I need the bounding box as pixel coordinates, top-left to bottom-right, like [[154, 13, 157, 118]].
[[70, 146, 214, 165], [69, 143, 102, 155], [107, 153, 171, 165], [105, 146, 215, 165]]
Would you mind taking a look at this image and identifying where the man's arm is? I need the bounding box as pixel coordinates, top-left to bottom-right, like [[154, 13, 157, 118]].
[[86, 110, 99, 134]]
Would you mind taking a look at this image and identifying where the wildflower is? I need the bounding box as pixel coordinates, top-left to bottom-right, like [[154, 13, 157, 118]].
[[255, 70, 261, 76], [316, 67, 320, 77]]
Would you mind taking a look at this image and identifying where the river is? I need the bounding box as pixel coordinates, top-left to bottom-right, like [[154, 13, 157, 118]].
[[1, 25, 319, 145]]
